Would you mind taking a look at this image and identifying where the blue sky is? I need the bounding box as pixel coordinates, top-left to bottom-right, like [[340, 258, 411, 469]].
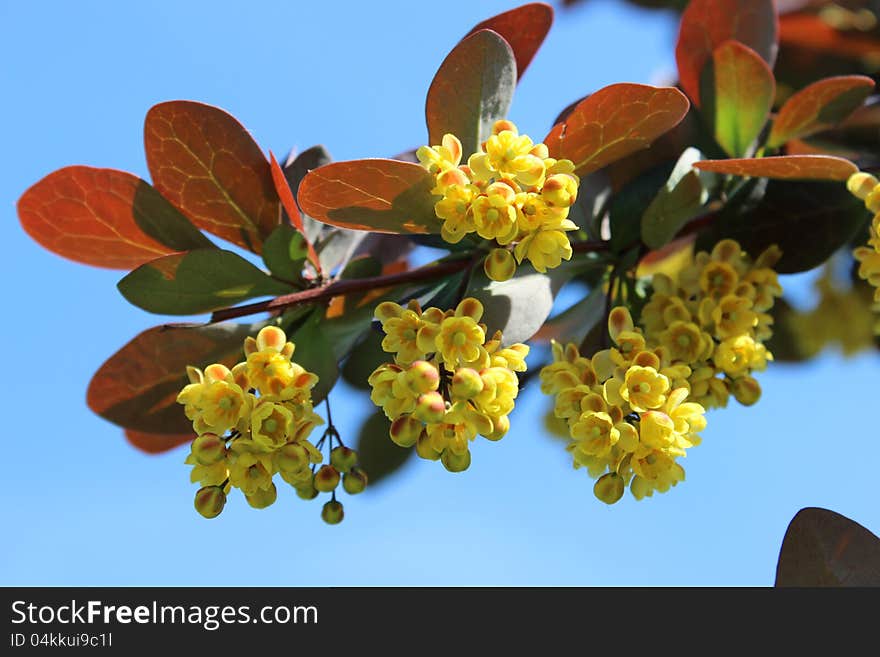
[[2, 0, 877, 586]]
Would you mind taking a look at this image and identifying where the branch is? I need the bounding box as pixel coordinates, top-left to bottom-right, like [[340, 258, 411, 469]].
[[210, 239, 610, 323]]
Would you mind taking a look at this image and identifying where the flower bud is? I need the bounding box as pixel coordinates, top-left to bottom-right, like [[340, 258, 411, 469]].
[[731, 376, 762, 406], [256, 325, 287, 352], [276, 442, 309, 473], [246, 482, 277, 509], [296, 480, 319, 500], [441, 448, 471, 473], [330, 446, 358, 473], [847, 172, 879, 201], [450, 367, 484, 401], [542, 173, 578, 207], [404, 360, 440, 394], [483, 414, 510, 441], [867, 187, 880, 214], [191, 433, 226, 466], [342, 467, 369, 495], [483, 248, 516, 282], [389, 415, 423, 448], [321, 500, 345, 525], [314, 465, 341, 492], [593, 473, 625, 505], [415, 431, 441, 461], [414, 391, 446, 424], [194, 486, 226, 519]]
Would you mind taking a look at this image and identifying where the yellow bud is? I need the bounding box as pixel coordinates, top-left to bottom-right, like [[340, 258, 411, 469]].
[[731, 376, 762, 406], [441, 448, 471, 473], [542, 173, 578, 207], [593, 473, 625, 504], [245, 482, 277, 509], [276, 443, 310, 473], [321, 500, 345, 525], [405, 360, 440, 394], [414, 391, 447, 424], [342, 467, 369, 495], [416, 431, 441, 461], [847, 172, 879, 201], [314, 465, 341, 492], [483, 414, 510, 441], [389, 415, 423, 448], [866, 187, 880, 213], [191, 433, 226, 466], [450, 367, 484, 400], [492, 119, 518, 135], [483, 248, 517, 282], [330, 446, 358, 473], [296, 481, 319, 500], [255, 325, 287, 352], [194, 486, 226, 519]]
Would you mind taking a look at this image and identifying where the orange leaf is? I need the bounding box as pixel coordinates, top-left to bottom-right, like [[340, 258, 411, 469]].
[[144, 101, 280, 254], [17, 166, 181, 269], [125, 429, 193, 455], [544, 83, 690, 177], [768, 75, 875, 148], [465, 2, 553, 79], [693, 155, 857, 181], [297, 159, 439, 234], [675, 0, 778, 107], [269, 151, 322, 275], [88, 322, 258, 434], [780, 12, 880, 59]]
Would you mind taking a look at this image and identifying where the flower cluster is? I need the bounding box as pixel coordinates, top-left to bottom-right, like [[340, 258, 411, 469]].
[[417, 120, 580, 278], [540, 239, 782, 503], [177, 326, 366, 522], [847, 172, 880, 324], [369, 297, 528, 472]]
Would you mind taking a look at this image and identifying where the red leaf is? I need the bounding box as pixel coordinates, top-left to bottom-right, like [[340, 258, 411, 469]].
[[693, 155, 857, 181], [269, 151, 322, 275], [144, 101, 280, 254], [465, 2, 553, 79], [676, 0, 778, 107], [768, 75, 875, 148], [297, 159, 439, 234], [17, 166, 179, 269], [779, 12, 880, 59], [125, 429, 193, 455], [88, 322, 258, 434], [544, 83, 690, 176]]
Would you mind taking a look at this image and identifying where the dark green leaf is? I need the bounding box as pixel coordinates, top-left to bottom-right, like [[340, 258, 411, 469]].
[[696, 180, 868, 273], [288, 309, 339, 404], [610, 163, 674, 253], [118, 249, 293, 315], [261, 224, 307, 284], [132, 180, 216, 252], [341, 327, 386, 391], [355, 411, 414, 486], [535, 285, 605, 345]]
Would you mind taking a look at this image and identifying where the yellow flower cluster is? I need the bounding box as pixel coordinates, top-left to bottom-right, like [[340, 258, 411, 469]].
[[177, 325, 366, 521], [540, 239, 782, 503], [369, 297, 528, 472], [847, 172, 880, 320], [417, 120, 580, 278]]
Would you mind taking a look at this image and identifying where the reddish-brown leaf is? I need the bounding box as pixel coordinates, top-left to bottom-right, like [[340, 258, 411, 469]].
[[297, 159, 439, 234], [17, 166, 181, 269], [465, 2, 553, 79], [544, 83, 690, 177], [776, 507, 880, 586], [125, 429, 193, 455], [269, 151, 322, 275], [693, 155, 857, 181], [676, 0, 778, 106], [768, 75, 875, 148], [779, 12, 880, 59], [144, 101, 280, 254], [88, 322, 260, 434]]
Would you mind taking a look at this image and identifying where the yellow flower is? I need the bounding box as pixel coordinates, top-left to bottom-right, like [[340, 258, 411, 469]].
[[699, 260, 739, 298], [571, 411, 619, 457], [435, 300, 486, 370], [714, 335, 768, 377], [711, 295, 758, 340], [514, 228, 574, 273], [435, 183, 478, 244], [659, 321, 708, 363], [468, 121, 546, 187], [416, 133, 463, 174], [619, 366, 670, 413], [251, 401, 294, 450], [473, 367, 519, 417], [379, 306, 426, 365], [471, 182, 519, 244]]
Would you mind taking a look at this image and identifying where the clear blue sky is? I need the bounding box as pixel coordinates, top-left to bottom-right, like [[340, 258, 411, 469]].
[[2, 0, 876, 586]]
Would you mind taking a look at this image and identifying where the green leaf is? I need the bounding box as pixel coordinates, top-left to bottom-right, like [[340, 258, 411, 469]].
[[776, 507, 880, 586], [695, 180, 868, 274], [468, 259, 597, 345], [610, 163, 674, 253], [355, 411, 414, 487], [641, 148, 715, 249], [535, 285, 606, 345], [287, 309, 339, 404], [341, 327, 386, 391], [261, 224, 307, 284], [701, 40, 775, 157], [132, 180, 216, 252], [118, 249, 293, 315], [425, 29, 516, 157]]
